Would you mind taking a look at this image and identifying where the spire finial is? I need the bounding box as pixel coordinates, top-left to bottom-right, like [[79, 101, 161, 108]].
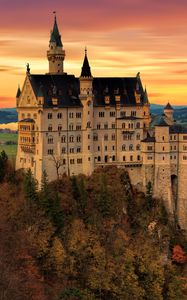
[[26, 63, 30, 74], [85, 47, 87, 56]]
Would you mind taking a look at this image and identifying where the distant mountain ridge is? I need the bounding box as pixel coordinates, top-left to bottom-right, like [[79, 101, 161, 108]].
[[0, 105, 187, 124], [150, 104, 187, 123], [0, 108, 18, 124]]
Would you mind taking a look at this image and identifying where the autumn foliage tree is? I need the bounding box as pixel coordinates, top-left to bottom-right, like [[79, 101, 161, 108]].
[[0, 165, 186, 300], [172, 245, 187, 264]]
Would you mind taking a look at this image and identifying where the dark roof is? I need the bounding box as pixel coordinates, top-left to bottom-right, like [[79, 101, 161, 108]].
[[142, 132, 155, 143], [156, 116, 170, 127], [169, 124, 187, 134], [81, 51, 92, 77], [37, 85, 44, 97], [164, 102, 173, 110], [20, 118, 35, 123], [50, 16, 62, 47], [25, 73, 149, 108], [16, 86, 21, 98], [92, 77, 147, 106], [151, 114, 170, 127], [28, 74, 82, 108]]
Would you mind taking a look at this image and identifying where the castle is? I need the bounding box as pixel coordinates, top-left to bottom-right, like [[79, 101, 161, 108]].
[[16, 16, 187, 230]]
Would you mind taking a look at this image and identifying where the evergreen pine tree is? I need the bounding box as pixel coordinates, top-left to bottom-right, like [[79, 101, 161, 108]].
[[24, 169, 38, 203]]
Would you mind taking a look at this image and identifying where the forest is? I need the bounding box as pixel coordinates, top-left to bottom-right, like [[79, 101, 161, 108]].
[[0, 150, 187, 300]]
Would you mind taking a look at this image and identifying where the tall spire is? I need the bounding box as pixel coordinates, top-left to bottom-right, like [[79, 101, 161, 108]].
[[47, 13, 65, 74], [16, 85, 21, 98], [50, 13, 62, 47], [81, 48, 92, 77]]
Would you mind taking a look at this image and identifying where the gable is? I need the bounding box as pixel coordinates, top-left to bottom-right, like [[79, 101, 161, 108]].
[[18, 76, 38, 108]]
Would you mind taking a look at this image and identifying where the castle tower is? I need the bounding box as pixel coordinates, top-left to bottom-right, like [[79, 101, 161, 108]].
[[154, 117, 174, 214], [79, 49, 94, 175], [164, 102, 174, 123], [47, 14, 65, 74]]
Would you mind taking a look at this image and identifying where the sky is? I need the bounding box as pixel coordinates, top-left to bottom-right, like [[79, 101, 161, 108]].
[[0, 0, 187, 108]]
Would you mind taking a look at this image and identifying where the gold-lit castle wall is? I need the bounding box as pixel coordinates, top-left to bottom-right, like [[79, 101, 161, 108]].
[[16, 16, 187, 230]]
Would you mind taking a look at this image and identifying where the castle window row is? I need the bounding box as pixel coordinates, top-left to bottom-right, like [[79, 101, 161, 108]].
[[147, 146, 153, 151], [121, 122, 140, 129], [170, 145, 177, 151], [47, 124, 82, 131], [20, 124, 35, 131], [61, 135, 82, 143], [123, 155, 141, 162], [170, 155, 177, 160], [59, 158, 83, 165], [21, 113, 37, 119], [61, 147, 82, 154], [96, 123, 116, 129], [47, 112, 82, 119], [20, 136, 35, 144], [97, 145, 115, 151], [170, 135, 177, 140]]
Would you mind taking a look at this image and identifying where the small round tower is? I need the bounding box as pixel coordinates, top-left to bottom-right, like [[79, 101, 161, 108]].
[[164, 102, 174, 122]]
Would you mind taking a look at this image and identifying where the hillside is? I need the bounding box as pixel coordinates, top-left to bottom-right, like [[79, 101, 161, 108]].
[[151, 104, 187, 123], [0, 108, 17, 124], [0, 160, 186, 300]]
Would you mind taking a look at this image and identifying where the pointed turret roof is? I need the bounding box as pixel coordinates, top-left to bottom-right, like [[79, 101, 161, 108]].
[[144, 87, 149, 103], [16, 85, 21, 98], [80, 48, 92, 77], [50, 15, 62, 47], [164, 102, 173, 110]]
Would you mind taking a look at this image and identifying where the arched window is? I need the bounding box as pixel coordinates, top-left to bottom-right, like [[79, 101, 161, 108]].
[[87, 121, 91, 128], [69, 135, 74, 143], [111, 134, 115, 141], [77, 135, 81, 143], [61, 136, 66, 143], [136, 133, 140, 140], [48, 136, 53, 144], [129, 144, 133, 151], [58, 125, 62, 131], [136, 144, 140, 151], [69, 123, 73, 131], [122, 144, 126, 151], [136, 122, 140, 129], [137, 155, 141, 161], [98, 156, 101, 162], [62, 147, 66, 154], [122, 123, 126, 129], [48, 124, 52, 131]]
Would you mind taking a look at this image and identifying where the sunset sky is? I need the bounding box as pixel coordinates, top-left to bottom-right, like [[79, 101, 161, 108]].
[[0, 0, 187, 107]]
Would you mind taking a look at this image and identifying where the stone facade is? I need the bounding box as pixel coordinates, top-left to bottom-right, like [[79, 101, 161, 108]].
[[16, 17, 187, 230]]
